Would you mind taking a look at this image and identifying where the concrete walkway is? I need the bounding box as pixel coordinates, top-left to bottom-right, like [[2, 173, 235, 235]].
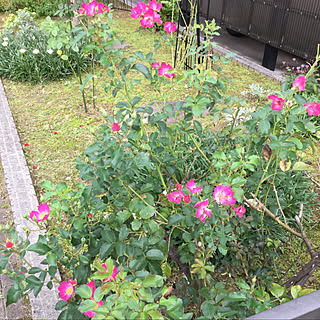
[[0, 79, 60, 319]]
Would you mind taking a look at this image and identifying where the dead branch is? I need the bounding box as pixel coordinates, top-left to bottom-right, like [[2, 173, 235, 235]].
[[244, 194, 302, 238]]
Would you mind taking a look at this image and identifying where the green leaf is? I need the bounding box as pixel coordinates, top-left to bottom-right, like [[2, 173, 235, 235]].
[[61, 55, 68, 61], [56, 182, 67, 194], [78, 299, 97, 313], [143, 275, 164, 288], [79, 255, 89, 264], [76, 285, 92, 299], [139, 206, 155, 219], [132, 63, 151, 80], [201, 300, 218, 318], [100, 243, 114, 259], [28, 267, 42, 274], [131, 220, 142, 231], [6, 287, 22, 306], [259, 119, 270, 135], [233, 187, 244, 203], [26, 275, 42, 286], [290, 285, 301, 299], [231, 177, 246, 186], [270, 283, 285, 298], [227, 291, 247, 301], [146, 249, 164, 261], [80, 74, 94, 92], [47, 253, 57, 266], [127, 297, 139, 311], [28, 243, 51, 255], [147, 310, 163, 320], [236, 281, 250, 290], [167, 214, 184, 227], [161, 262, 171, 278], [294, 95, 307, 105], [55, 300, 68, 311], [41, 181, 55, 191], [119, 225, 129, 241], [298, 288, 315, 297]]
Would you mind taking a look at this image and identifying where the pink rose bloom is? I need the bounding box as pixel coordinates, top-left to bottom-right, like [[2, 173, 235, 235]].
[[304, 102, 320, 116], [292, 75, 306, 91], [6, 241, 13, 248], [164, 22, 177, 34], [183, 194, 191, 204], [140, 16, 154, 28], [152, 11, 162, 25], [168, 190, 184, 204], [58, 279, 76, 301], [231, 205, 246, 218], [158, 62, 175, 78], [176, 183, 182, 190], [213, 185, 236, 206], [268, 94, 285, 111], [186, 179, 203, 194], [84, 281, 103, 318], [194, 200, 211, 222], [131, 3, 146, 19], [148, 0, 162, 11], [101, 264, 117, 282], [29, 203, 50, 222], [112, 122, 120, 131], [152, 62, 160, 68]]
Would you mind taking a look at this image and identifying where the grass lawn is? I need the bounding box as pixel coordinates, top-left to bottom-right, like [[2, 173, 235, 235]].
[[2, 10, 279, 196]]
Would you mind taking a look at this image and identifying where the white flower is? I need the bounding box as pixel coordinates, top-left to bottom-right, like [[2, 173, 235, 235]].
[[19, 48, 26, 53], [3, 37, 8, 41], [33, 49, 39, 54], [47, 48, 53, 54], [2, 42, 8, 47], [32, 36, 35, 40]]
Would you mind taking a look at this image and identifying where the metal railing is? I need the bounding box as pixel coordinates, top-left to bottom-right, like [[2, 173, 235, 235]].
[[245, 290, 320, 320]]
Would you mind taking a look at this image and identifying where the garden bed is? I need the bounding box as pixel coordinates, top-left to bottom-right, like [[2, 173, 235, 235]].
[[0, 3, 320, 320]]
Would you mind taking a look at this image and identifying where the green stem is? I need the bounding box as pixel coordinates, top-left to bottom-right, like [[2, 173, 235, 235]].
[[91, 52, 96, 109], [156, 165, 168, 192], [189, 133, 211, 165]]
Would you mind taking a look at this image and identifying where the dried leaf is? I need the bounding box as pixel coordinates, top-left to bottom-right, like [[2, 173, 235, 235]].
[[262, 143, 272, 162]]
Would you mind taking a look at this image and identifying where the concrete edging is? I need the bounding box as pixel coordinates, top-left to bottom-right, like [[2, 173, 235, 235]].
[[0, 79, 60, 320]]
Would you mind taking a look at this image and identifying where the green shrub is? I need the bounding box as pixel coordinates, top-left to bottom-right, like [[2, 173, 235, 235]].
[[0, 9, 88, 84], [0, 0, 62, 16]]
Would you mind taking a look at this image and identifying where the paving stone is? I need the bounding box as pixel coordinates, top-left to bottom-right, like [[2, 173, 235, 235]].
[[0, 79, 61, 319]]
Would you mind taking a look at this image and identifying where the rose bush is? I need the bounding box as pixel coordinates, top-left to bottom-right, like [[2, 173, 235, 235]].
[[1, 1, 320, 319]]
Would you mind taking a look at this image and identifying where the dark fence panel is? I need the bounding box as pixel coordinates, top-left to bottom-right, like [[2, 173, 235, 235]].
[[109, 0, 134, 11], [198, 0, 320, 59]]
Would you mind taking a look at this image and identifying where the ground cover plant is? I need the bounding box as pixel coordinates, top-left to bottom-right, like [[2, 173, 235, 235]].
[[1, 1, 320, 319]]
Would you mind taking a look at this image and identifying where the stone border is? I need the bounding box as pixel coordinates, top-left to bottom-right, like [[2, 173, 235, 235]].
[[212, 42, 287, 83], [0, 79, 60, 319]]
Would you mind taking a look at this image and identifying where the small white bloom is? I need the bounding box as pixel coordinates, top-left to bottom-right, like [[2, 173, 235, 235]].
[[47, 48, 53, 54], [2, 42, 8, 47], [19, 48, 26, 53], [162, 190, 167, 196], [3, 37, 8, 41], [32, 36, 35, 40], [33, 49, 39, 54]]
